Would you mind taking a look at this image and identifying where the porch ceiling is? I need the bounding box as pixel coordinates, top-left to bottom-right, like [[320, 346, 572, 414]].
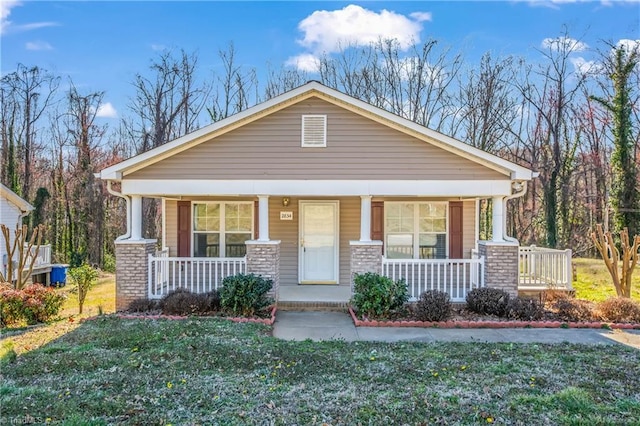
[[122, 179, 513, 197]]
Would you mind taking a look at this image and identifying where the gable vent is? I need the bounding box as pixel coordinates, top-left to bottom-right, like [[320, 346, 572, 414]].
[[302, 115, 327, 147]]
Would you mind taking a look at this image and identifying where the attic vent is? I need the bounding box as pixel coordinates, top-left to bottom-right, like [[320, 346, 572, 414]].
[[301, 115, 327, 147]]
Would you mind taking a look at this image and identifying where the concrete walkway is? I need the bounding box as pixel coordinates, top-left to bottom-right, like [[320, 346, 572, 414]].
[[273, 311, 640, 349]]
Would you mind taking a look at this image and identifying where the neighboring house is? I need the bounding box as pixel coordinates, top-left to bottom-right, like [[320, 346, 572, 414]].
[[100, 81, 571, 311], [0, 183, 52, 283]]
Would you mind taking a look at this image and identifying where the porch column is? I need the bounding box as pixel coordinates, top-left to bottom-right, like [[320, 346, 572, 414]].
[[350, 241, 383, 293], [115, 238, 157, 311], [258, 195, 270, 242], [360, 195, 372, 242], [246, 240, 280, 299], [478, 241, 519, 297], [131, 195, 143, 240], [492, 196, 504, 242]]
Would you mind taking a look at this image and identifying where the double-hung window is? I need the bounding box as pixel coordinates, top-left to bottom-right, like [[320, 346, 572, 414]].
[[385, 202, 447, 259], [193, 202, 253, 257]]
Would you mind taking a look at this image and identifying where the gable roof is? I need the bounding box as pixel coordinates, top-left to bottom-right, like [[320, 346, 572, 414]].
[[100, 81, 534, 181], [0, 183, 33, 213]]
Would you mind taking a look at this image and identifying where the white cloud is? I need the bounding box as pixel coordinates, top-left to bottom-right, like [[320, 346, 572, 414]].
[[25, 40, 52, 51], [570, 57, 598, 75], [96, 102, 118, 119], [541, 36, 588, 52], [151, 44, 167, 51], [409, 12, 432, 22], [1, 0, 59, 35], [285, 53, 320, 73], [616, 39, 640, 54], [296, 5, 428, 54], [0, 0, 21, 33]]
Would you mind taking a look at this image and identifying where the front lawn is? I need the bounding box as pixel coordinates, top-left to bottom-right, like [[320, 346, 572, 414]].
[[573, 258, 640, 302], [2, 317, 639, 425]]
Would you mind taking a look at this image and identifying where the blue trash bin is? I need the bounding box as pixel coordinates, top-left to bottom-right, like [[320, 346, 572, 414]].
[[50, 264, 68, 287]]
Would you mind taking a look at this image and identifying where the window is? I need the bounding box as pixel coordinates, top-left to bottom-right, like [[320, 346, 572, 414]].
[[385, 202, 447, 259], [301, 115, 327, 147], [193, 202, 252, 257]]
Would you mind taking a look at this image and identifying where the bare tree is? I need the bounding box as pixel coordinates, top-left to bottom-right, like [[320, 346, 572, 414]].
[[127, 49, 208, 238], [0, 65, 59, 201]]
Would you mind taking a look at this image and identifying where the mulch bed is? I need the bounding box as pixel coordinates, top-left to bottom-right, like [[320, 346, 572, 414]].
[[348, 306, 640, 330]]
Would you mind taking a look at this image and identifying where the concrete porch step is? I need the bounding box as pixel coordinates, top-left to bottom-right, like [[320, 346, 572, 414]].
[[277, 285, 351, 311], [277, 301, 348, 312]]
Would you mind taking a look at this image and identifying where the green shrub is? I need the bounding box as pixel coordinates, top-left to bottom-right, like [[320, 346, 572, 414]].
[[552, 298, 593, 322], [351, 272, 409, 318], [414, 290, 451, 322], [128, 298, 160, 313], [102, 252, 116, 273], [68, 264, 99, 314], [160, 289, 220, 315], [597, 297, 640, 323], [0, 283, 65, 327], [466, 287, 510, 317], [220, 274, 272, 316], [506, 297, 544, 321]]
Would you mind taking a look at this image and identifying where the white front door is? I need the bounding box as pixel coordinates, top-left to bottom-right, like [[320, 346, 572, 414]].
[[299, 201, 339, 283]]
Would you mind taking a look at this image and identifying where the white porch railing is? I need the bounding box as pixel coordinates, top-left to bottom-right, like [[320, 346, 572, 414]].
[[24, 244, 52, 269], [148, 251, 246, 299], [382, 256, 485, 302], [519, 246, 572, 290]]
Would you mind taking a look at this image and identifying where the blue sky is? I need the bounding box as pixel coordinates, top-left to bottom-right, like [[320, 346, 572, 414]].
[[2, 1, 639, 120]]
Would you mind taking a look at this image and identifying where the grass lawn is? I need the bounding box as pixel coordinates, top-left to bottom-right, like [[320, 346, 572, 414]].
[[572, 258, 640, 302], [1, 317, 639, 425]]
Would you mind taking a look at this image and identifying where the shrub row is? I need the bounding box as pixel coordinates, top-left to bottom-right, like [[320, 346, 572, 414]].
[[0, 283, 65, 327], [127, 273, 273, 317]]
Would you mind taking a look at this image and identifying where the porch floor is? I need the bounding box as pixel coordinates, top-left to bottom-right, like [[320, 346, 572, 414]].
[[278, 285, 351, 308]]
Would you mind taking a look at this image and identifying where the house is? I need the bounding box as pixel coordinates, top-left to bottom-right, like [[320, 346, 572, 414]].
[[0, 183, 52, 283], [100, 81, 568, 311]]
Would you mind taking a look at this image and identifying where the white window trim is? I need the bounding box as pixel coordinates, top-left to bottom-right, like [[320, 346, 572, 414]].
[[301, 114, 327, 147], [191, 201, 254, 257], [384, 201, 449, 259]]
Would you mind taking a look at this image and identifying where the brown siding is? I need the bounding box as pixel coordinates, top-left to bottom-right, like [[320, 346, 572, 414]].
[[177, 201, 191, 257], [129, 98, 507, 181], [449, 201, 463, 259]]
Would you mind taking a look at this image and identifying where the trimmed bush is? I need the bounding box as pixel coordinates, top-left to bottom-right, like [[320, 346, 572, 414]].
[[552, 298, 593, 322], [465, 288, 510, 317], [220, 274, 272, 316], [0, 283, 65, 327], [161, 289, 220, 316], [414, 290, 451, 322], [506, 297, 544, 321], [597, 297, 640, 323], [351, 272, 409, 318], [128, 298, 160, 313]]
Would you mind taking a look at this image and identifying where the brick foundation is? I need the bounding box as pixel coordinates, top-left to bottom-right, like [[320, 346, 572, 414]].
[[478, 241, 519, 297], [115, 239, 157, 311], [246, 240, 281, 300], [350, 241, 383, 292]]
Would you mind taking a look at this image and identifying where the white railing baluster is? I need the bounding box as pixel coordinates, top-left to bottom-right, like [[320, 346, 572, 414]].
[[147, 256, 247, 299], [381, 256, 485, 302], [518, 246, 572, 291]]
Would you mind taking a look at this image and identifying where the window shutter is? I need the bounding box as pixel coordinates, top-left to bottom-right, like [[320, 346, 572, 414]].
[[177, 201, 191, 257], [254, 200, 259, 240], [302, 115, 327, 147], [449, 201, 463, 259], [371, 201, 384, 243]]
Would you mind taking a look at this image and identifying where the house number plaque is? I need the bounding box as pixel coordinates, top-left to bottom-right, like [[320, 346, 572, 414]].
[[280, 211, 293, 220]]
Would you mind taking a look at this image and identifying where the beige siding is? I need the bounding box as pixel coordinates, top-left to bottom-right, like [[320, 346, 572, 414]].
[[269, 196, 358, 287], [129, 98, 507, 181], [463, 200, 477, 259], [162, 196, 477, 286], [164, 199, 177, 256]]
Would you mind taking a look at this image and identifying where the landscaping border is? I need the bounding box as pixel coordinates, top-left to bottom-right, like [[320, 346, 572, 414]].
[[348, 307, 640, 330], [82, 306, 278, 325]]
